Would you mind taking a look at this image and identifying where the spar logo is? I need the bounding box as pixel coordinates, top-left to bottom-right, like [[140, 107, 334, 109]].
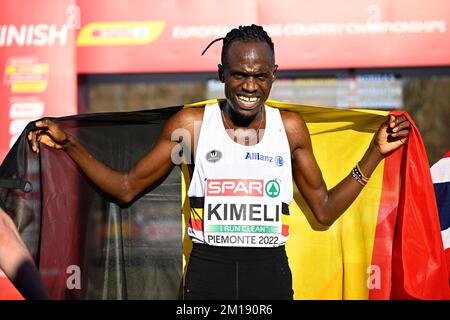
[[77, 21, 165, 46], [206, 179, 280, 198]]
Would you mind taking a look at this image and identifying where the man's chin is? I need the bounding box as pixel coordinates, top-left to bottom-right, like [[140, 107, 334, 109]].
[[229, 101, 264, 125]]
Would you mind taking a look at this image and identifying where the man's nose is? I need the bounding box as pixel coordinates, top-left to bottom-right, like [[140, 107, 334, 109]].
[[242, 77, 257, 92]]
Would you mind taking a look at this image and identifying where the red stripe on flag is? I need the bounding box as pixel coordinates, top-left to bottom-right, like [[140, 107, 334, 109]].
[[190, 218, 203, 231], [369, 142, 403, 300], [282, 225, 289, 237]]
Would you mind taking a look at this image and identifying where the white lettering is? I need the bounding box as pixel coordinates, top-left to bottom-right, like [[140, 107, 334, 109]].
[[170, 128, 191, 165], [367, 265, 381, 289], [0, 25, 6, 44], [0, 24, 68, 47], [7, 25, 26, 46], [233, 181, 247, 194], [207, 179, 264, 196], [176, 304, 210, 317], [172, 19, 447, 40], [47, 24, 68, 46], [66, 4, 81, 30], [207, 181, 222, 194], [33, 24, 49, 46], [249, 180, 263, 195], [66, 265, 81, 290]]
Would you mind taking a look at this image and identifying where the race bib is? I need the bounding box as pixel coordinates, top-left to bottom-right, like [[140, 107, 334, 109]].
[[203, 178, 283, 247]]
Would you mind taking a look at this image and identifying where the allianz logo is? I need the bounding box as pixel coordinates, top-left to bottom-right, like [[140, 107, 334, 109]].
[[245, 152, 284, 167]]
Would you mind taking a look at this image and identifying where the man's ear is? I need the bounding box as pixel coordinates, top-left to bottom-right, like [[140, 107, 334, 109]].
[[218, 64, 225, 83], [272, 64, 278, 82]]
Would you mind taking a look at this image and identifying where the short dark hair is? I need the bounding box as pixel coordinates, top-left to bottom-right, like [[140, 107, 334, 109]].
[[202, 24, 275, 65]]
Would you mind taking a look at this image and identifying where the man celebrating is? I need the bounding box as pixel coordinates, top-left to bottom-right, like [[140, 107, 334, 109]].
[[28, 24, 410, 299]]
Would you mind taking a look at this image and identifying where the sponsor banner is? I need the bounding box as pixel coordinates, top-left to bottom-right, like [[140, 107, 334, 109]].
[[0, 0, 77, 162], [76, 0, 450, 73]]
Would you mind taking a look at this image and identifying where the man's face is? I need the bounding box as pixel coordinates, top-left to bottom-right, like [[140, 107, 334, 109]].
[[219, 41, 277, 121]]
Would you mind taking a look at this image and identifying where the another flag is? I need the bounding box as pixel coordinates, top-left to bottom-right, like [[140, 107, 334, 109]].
[[431, 151, 450, 281]]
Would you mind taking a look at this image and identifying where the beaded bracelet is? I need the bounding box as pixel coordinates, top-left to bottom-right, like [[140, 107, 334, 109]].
[[352, 163, 369, 186]]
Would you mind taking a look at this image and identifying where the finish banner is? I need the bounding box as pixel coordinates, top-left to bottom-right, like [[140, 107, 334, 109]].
[[76, 0, 450, 73]]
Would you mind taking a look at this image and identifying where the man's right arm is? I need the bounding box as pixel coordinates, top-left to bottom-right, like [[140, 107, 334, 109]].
[[28, 108, 199, 204]]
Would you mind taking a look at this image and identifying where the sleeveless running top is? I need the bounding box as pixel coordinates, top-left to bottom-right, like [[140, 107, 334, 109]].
[[187, 103, 293, 247]]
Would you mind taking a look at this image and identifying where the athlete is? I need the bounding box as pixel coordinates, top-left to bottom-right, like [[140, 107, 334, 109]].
[[0, 208, 49, 299], [27, 25, 411, 299]]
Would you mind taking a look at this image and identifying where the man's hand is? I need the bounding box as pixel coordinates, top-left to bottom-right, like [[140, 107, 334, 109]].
[[372, 114, 411, 157], [27, 119, 69, 154]]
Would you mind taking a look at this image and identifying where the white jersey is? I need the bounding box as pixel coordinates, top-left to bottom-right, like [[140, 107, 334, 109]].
[[187, 103, 293, 247]]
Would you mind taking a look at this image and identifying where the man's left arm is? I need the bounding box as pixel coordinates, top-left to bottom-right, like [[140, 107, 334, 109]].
[[283, 112, 410, 226]]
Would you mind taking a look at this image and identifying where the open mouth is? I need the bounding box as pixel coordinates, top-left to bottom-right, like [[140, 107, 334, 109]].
[[237, 95, 260, 109]]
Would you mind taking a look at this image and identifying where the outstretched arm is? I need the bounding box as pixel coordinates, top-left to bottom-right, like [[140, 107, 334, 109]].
[[283, 112, 410, 226], [0, 209, 49, 300], [28, 108, 198, 204]]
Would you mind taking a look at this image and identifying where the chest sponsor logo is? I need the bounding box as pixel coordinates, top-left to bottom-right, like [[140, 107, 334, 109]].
[[206, 179, 264, 197], [206, 179, 281, 198], [245, 152, 284, 166]]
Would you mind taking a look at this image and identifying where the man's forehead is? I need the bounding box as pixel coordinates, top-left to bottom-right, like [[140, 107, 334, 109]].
[[225, 41, 274, 65], [228, 41, 272, 55]]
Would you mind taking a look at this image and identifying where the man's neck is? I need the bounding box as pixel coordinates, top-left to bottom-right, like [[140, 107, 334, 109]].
[[220, 100, 264, 129]]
